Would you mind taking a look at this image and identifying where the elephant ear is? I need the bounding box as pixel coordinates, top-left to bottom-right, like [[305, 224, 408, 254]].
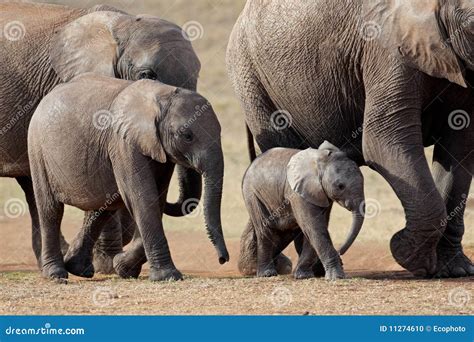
[[50, 11, 122, 82], [110, 80, 177, 163], [318, 140, 341, 153], [362, 0, 467, 87], [287, 148, 330, 207]]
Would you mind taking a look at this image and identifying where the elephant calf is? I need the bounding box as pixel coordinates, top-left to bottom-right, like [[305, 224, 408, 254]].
[[240, 141, 365, 280], [28, 74, 229, 282]]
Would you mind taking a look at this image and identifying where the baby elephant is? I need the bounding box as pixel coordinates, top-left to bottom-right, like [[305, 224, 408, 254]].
[[240, 141, 365, 280], [28, 74, 229, 282]]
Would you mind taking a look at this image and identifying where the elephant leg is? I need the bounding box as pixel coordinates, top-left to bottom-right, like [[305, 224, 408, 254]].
[[292, 197, 344, 280], [294, 206, 332, 278], [238, 220, 258, 275], [362, 66, 446, 277], [294, 234, 320, 279], [112, 229, 146, 279], [64, 210, 112, 278], [16, 176, 69, 268], [92, 208, 131, 274], [238, 220, 294, 276], [432, 128, 473, 277], [255, 229, 279, 277], [38, 199, 67, 281]]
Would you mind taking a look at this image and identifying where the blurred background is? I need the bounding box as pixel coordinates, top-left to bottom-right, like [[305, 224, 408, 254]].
[[0, 0, 472, 270]]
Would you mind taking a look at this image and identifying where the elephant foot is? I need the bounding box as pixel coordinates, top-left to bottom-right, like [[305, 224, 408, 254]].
[[390, 228, 438, 277], [434, 245, 474, 278], [42, 263, 68, 283], [149, 267, 183, 281], [113, 252, 142, 279], [64, 251, 94, 278], [312, 260, 326, 277], [294, 268, 314, 279], [325, 266, 345, 281], [92, 249, 116, 275], [257, 267, 278, 277], [275, 253, 292, 275]]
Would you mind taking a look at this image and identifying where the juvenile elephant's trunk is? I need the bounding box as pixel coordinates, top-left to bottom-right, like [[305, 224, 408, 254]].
[[164, 166, 202, 217], [338, 202, 365, 255], [202, 150, 229, 264]]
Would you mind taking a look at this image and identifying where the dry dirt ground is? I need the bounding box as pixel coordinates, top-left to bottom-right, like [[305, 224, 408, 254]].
[[0, 0, 473, 315], [1, 216, 473, 315]]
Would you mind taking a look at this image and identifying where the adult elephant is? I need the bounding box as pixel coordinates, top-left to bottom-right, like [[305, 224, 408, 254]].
[[0, 2, 202, 271], [227, 0, 473, 277]]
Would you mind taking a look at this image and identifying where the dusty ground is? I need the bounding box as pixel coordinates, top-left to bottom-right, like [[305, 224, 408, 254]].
[[0, 0, 473, 315], [1, 216, 473, 315]]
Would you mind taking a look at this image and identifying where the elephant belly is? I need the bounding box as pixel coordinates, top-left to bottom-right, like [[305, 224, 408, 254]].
[[244, 0, 365, 161], [53, 178, 123, 212]]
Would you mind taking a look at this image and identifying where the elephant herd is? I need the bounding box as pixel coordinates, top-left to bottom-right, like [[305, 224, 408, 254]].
[[0, 0, 472, 282]]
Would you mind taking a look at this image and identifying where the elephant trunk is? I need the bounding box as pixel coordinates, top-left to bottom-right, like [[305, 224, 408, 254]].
[[201, 150, 229, 264], [338, 202, 365, 255], [164, 166, 202, 217]]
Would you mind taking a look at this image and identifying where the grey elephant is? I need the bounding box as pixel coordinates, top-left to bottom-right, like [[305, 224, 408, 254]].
[[0, 1, 202, 271], [27, 74, 229, 281], [240, 142, 365, 280], [227, 0, 474, 277]]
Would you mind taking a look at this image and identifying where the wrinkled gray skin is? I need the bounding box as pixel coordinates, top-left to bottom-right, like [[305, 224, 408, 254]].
[[240, 142, 365, 280], [227, 0, 474, 277], [28, 74, 229, 281], [0, 2, 202, 271]]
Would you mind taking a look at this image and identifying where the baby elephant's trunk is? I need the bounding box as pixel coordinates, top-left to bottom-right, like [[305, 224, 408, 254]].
[[338, 201, 365, 255]]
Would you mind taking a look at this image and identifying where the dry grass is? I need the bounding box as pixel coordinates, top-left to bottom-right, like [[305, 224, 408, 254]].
[[0, 0, 472, 315]]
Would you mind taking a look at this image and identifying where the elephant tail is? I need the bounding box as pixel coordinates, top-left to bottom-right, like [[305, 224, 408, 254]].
[[246, 124, 257, 162]]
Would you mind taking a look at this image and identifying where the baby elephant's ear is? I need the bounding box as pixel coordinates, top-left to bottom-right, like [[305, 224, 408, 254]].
[[287, 148, 330, 207], [318, 140, 340, 152], [110, 80, 170, 163]]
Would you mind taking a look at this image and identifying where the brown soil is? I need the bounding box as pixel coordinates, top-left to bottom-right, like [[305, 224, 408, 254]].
[[1, 216, 472, 315]]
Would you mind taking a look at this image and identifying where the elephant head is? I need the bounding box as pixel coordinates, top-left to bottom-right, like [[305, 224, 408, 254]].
[[50, 9, 203, 216], [110, 79, 229, 264], [363, 0, 474, 87], [287, 141, 365, 255]]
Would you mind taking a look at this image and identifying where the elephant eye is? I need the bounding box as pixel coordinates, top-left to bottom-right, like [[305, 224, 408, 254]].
[[182, 132, 193, 142], [138, 70, 157, 80], [338, 183, 345, 191]]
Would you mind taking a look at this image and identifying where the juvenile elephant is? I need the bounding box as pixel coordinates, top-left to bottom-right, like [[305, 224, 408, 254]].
[[227, 0, 474, 277], [0, 2, 202, 270], [28, 74, 229, 281], [240, 142, 365, 280]]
